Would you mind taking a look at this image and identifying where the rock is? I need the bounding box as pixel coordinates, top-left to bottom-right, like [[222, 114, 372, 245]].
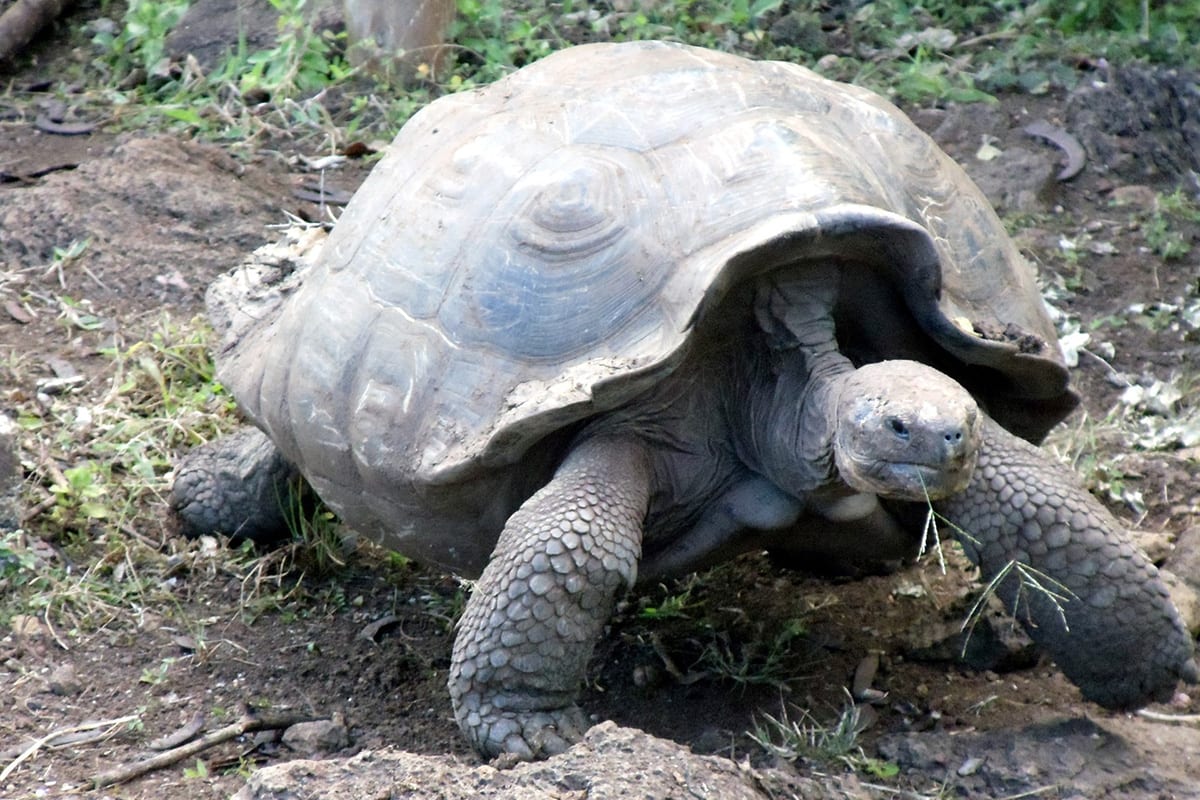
[[878, 716, 1200, 799], [236, 723, 863, 800], [1130, 529, 1175, 565], [47, 663, 82, 697], [965, 145, 1058, 213], [1165, 525, 1200, 593], [902, 595, 1037, 674], [1159, 569, 1200, 636], [281, 717, 350, 755]]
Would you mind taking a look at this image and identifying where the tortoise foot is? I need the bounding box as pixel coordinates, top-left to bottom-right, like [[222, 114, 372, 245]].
[[456, 699, 590, 760]]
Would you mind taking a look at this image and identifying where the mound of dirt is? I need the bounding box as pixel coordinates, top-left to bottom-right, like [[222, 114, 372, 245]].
[[1, 132, 288, 312]]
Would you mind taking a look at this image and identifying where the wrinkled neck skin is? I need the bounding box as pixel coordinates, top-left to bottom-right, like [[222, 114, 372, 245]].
[[732, 266, 856, 496]]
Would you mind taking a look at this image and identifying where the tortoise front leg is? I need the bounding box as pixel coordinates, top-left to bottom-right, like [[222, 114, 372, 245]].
[[449, 436, 651, 759], [937, 417, 1198, 709]]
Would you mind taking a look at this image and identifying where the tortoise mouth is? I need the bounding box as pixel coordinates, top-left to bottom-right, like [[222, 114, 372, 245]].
[[846, 457, 975, 501]]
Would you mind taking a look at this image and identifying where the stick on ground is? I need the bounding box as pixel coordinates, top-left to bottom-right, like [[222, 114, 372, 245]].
[[0, 715, 139, 783], [91, 711, 314, 788]]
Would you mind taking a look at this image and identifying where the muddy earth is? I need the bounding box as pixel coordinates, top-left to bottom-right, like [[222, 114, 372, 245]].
[[2, 5, 1200, 800]]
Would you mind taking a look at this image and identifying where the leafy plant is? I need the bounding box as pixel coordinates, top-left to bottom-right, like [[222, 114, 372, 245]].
[[138, 657, 176, 685], [0, 532, 40, 590], [48, 461, 113, 530], [92, 0, 191, 81], [1141, 189, 1200, 261], [236, 0, 353, 99]]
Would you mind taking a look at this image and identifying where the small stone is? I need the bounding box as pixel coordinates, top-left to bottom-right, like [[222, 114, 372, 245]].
[[282, 717, 350, 754], [48, 663, 82, 696], [957, 755, 984, 776], [1164, 526, 1200, 595], [10, 615, 46, 639]]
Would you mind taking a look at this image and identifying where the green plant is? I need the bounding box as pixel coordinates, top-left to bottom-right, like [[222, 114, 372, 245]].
[[48, 461, 113, 531], [708, 0, 784, 29], [637, 577, 699, 621], [139, 657, 176, 685], [237, 0, 353, 99], [43, 239, 92, 289], [92, 0, 191, 81], [0, 532, 40, 591], [451, 0, 564, 85], [751, 694, 899, 777], [1140, 189, 1200, 261], [280, 487, 347, 577], [698, 617, 809, 690], [961, 558, 1074, 646], [890, 46, 996, 104]]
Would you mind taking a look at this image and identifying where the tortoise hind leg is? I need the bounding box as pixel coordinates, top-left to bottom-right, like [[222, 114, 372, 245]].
[[937, 417, 1198, 709], [449, 436, 651, 759]]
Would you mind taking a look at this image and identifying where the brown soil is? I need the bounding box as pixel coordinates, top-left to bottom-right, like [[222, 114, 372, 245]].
[[2, 6, 1199, 800]]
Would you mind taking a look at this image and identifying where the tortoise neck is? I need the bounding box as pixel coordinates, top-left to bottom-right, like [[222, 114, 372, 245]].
[[732, 267, 857, 495]]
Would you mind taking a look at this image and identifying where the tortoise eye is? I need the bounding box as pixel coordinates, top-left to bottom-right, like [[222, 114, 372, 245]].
[[888, 418, 910, 440]]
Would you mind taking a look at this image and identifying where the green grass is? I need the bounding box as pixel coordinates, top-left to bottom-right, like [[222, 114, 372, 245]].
[[750, 693, 899, 778], [21, 0, 1195, 151]]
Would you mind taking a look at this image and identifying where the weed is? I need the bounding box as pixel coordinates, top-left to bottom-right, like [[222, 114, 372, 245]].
[[698, 617, 810, 691], [962, 559, 1075, 646], [138, 657, 176, 685], [751, 693, 899, 777], [1138, 190, 1200, 261], [708, 0, 784, 30], [43, 239, 93, 289], [637, 577, 699, 621], [0, 531, 41, 593], [237, 0, 354, 99], [280, 487, 347, 578], [48, 461, 113, 531], [92, 0, 191, 83], [418, 581, 468, 633], [450, 0, 564, 84]]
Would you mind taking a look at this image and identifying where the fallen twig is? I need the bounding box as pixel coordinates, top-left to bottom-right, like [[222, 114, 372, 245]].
[[91, 710, 314, 788], [1024, 119, 1087, 181], [1138, 709, 1200, 725], [0, 715, 140, 782], [147, 711, 207, 751]]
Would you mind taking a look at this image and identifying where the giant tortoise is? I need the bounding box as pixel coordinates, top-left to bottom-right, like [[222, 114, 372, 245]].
[[172, 41, 1198, 759]]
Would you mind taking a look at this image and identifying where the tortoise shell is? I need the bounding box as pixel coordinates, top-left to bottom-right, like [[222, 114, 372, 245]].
[[217, 41, 1074, 574]]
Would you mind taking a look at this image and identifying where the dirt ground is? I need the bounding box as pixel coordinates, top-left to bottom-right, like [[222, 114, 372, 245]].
[[2, 5, 1200, 800]]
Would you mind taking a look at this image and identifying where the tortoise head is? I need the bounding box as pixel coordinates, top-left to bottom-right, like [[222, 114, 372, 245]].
[[833, 360, 982, 501]]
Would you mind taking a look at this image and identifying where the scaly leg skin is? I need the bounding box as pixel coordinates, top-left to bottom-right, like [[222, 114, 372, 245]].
[[938, 417, 1199, 709], [449, 436, 651, 759], [169, 426, 297, 545]]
